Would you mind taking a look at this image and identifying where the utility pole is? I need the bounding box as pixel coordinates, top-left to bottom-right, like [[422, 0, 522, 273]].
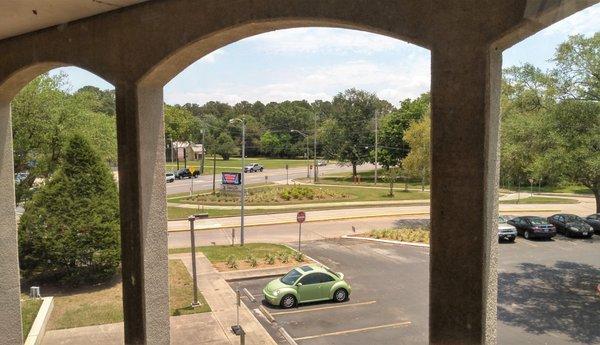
[[313, 113, 318, 183], [200, 129, 205, 175], [374, 110, 379, 185], [212, 152, 216, 195], [291, 129, 310, 179], [230, 116, 246, 245]]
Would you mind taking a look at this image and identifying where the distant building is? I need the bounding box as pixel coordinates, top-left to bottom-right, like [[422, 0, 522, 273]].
[[167, 141, 205, 162]]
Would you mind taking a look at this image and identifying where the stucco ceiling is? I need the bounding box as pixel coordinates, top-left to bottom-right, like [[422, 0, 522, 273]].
[[0, 0, 148, 40]]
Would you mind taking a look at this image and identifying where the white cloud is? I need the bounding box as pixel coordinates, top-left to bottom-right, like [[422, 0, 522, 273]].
[[541, 4, 600, 36], [165, 56, 430, 106], [245, 27, 417, 54]]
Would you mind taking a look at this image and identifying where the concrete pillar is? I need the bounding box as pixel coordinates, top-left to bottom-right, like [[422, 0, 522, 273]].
[[429, 42, 501, 345], [115, 83, 170, 344], [0, 101, 23, 344]]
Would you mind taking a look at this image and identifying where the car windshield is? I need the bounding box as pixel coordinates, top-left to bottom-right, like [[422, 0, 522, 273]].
[[498, 216, 509, 223], [528, 217, 546, 225], [563, 214, 581, 222], [280, 269, 302, 285]]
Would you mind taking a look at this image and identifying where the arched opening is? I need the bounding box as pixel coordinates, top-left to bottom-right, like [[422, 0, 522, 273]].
[[497, 3, 600, 344], [157, 26, 433, 343]]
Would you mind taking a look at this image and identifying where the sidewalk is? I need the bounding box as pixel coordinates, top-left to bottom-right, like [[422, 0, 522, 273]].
[[173, 253, 277, 345], [43, 313, 230, 345]]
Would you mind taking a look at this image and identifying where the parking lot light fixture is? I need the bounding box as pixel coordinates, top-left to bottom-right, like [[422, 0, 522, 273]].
[[230, 116, 246, 245]]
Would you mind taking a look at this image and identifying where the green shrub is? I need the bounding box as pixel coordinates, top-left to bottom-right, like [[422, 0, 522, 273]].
[[226, 255, 238, 269], [278, 252, 290, 263], [264, 253, 276, 265], [367, 228, 429, 243], [246, 255, 258, 268], [18, 135, 120, 286], [294, 252, 305, 262]]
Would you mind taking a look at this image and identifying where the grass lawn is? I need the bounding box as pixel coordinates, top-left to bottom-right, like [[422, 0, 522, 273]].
[[21, 296, 43, 337], [169, 184, 430, 206], [169, 243, 305, 271], [47, 259, 209, 330], [500, 196, 579, 204], [165, 157, 313, 174], [318, 169, 430, 189]]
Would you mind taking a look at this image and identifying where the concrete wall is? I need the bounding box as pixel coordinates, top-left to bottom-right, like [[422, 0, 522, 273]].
[[0, 0, 597, 344]]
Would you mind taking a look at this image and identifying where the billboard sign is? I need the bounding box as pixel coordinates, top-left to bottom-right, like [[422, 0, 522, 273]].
[[222, 172, 242, 185]]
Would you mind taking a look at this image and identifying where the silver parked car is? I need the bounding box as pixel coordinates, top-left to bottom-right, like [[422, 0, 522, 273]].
[[165, 172, 175, 183], [498, 215, 517, 242]]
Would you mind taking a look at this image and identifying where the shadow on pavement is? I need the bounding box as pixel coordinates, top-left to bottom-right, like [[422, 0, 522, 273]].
[[498, 261, 600, 344]]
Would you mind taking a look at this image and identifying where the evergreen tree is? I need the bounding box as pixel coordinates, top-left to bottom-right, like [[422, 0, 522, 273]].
[[18, 135, 120, 285]]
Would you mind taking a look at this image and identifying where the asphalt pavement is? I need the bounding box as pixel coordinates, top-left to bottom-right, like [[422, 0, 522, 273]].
[[230, 236, 600, 345], [165, 163, 373, 195]]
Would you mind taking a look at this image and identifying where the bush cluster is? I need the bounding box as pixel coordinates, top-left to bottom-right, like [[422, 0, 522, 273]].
[[369, 228, 430, 243]]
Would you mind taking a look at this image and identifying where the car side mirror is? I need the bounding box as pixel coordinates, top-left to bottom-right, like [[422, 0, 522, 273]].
[[296, 283, 302, 287]]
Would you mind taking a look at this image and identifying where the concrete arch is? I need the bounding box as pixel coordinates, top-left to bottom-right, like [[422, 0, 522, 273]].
[[494, 0, 599, 49], [140, 19, 429, 87], [0, 63, 115, 103]]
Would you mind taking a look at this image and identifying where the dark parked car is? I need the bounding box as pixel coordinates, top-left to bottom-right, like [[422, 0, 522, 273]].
[[507, 216, 556, 240], [584, 214, 600, 235], [548, 213, 594, 238], [174, 168, 199, 179]]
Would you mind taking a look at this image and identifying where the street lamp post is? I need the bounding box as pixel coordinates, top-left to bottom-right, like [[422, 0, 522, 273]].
[[374, 110, 379, 185], [313, 113, 318, 183], [230, 116, 246, 246], [291, 129, 310, 179]]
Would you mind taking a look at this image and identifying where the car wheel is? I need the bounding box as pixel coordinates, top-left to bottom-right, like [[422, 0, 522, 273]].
[[524, 230, 530, 240], [333, 288, 348, 302], [280, 294, 296, 309]]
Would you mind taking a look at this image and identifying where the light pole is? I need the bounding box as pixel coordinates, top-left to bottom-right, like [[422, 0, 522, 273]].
[[188, 215, 201, 307], [313, 113, 318, 183], [374, 110, 379, 185], [291, 129, 310, 179], [230, 116, 246, 246]]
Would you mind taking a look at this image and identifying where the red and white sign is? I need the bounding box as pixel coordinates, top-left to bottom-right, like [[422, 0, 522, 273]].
[[297, 211, 306, 223]]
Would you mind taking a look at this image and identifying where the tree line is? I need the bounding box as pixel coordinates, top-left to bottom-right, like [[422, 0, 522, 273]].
[[11, 34, 599, 210]]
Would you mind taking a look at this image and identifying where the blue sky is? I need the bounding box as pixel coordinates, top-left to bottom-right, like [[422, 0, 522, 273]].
[[55, 4, 600, 106]]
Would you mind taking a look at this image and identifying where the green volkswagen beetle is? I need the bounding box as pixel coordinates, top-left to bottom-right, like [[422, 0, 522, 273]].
[[263, 264, 351, 309]]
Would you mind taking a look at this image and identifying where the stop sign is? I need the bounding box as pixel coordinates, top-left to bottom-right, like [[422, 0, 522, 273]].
[[297, 211, 306, 223]]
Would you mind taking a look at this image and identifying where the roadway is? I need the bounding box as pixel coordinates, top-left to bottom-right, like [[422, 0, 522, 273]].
[[165, 163, 372, 195]]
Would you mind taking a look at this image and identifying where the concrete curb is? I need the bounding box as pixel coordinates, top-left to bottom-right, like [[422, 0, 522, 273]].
[[342, 235, 430, 248], [258, 305, 275, 323], [279, 327, 298, 345], [24, 297, 54, 345], [222, 266, 294, 282]]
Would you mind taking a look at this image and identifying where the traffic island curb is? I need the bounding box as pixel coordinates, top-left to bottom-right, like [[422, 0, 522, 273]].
[[342, 235, 430, 248]]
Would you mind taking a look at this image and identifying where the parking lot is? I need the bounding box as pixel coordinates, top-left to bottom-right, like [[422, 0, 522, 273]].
[[229, 235, 600, 345]]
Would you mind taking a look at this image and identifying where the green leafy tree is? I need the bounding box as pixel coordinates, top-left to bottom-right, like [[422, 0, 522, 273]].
[[322, 89, 380, 177], [378, 93, 429, 168], [401, 116, 430, 191], [12, 73, 117, 203], [215, 132, 238, 160], [18, 135, 120, 285]]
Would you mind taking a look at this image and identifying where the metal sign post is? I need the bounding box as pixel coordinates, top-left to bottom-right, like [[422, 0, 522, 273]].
[[297, 211, 306, 252], [188, 215, 201, 307]]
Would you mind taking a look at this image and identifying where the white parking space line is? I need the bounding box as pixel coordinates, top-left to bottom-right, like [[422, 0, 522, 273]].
[[271, 300, 377, 316], [293, 321, 411, 341]]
